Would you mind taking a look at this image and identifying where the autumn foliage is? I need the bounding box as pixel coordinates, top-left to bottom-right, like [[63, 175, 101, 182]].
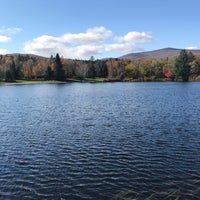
[[164, 67, 173, 78], [0, 51, 200, 82]]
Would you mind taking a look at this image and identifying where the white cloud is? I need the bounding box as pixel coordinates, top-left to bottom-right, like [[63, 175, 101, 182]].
[[70, 45, 103, 57], [105, 43, 141, 53], [0, 35, 11, 43], [23, 27, 154, 59], [115, 31, 153, 43], [106, 31, 153, 53], [186, 46, 199, 50], [0, 27, 22, 35], [62, 26, 113, 44], [0, 27, 22, 51], [0, 49, 9, 54]]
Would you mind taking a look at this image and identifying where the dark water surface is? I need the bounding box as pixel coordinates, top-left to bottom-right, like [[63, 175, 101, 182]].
[[0, 82, 199, 199]]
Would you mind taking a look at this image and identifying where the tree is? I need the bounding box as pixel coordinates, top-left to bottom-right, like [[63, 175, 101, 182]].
[[22, 59, 34, 80], [87, 61, 96, 78], [94, 60, 108, 78], [89, 56, 95, 61], [54, 53, 66, 81], [164, 67, 173, 78], [190, 54, 200, 80], [45, 66, 54, 80], [5, 70, 15, 82], [173, 50, 195, 81], [125, 63, 140, 80], [76, 62, 88, 79], [13, 55, 23, 79]]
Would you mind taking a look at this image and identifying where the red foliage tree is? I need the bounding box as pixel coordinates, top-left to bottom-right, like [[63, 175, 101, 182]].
[[164, 67, 173, 78]]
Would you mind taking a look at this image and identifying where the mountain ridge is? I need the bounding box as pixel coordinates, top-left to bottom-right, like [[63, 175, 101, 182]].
[[2, 47, 200, 61], [119, 47, 200, 60]]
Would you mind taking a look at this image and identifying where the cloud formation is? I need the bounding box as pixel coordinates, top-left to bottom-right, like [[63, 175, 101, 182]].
[[0, 27, 22, 35], [186, 46, 199, 50], [24, 26, 153, 59], [0, 27, 22, 54], [0, 35, 11, 43], [0, 49, 9, 54], [114, 31, 153, 43]]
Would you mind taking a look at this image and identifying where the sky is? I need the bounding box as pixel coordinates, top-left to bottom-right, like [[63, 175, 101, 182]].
[[0, 0, 200, 59]]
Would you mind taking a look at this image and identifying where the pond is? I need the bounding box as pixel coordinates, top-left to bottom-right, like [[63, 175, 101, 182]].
[[0, 82, 199, 199]]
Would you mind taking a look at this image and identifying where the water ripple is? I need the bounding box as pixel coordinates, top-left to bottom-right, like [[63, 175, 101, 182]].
[[0, 83, 200, 199]]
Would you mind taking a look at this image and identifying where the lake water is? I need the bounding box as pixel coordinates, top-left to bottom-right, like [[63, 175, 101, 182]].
[[0, 82, 199, 199]]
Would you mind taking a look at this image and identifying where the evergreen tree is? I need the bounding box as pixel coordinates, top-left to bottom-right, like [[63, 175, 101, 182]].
[[10, 60, 17, 80], [13, 55, 23, 79], [94, 60, 108, 78], [5, 70, 15, 82], [4, 61, 17, 82], [45, 66, 54, 80], [54, 53, 66, 81], [174, 50, 195, 81], [87, 61, 96, 78]]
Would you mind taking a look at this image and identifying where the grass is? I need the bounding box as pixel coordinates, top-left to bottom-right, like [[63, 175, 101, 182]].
[[67, 77, 109, 83], [0, 79, 67, 85], [0, 78, 111, 85], [83, 78, 107, 82]]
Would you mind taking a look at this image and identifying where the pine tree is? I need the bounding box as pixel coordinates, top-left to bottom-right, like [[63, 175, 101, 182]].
[[174, 50, 195, 81], [5, 70, 15, 82], [10, 60, 17, 80], [54, 53, 66, 81], [45, 66, 54, 80], [87, 61, 96, 78]]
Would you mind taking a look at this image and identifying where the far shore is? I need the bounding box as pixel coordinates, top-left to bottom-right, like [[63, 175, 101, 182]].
[[0, 78, 119, 85], [1, 77, 199, 86], [0, 80, 68, 86]]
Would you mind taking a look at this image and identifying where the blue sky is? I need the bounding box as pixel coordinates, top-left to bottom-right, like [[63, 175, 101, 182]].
[[0, 0, 200, 59]]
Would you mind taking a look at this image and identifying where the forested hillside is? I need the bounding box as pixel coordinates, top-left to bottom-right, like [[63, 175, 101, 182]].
[[1, 50, 200, 83]]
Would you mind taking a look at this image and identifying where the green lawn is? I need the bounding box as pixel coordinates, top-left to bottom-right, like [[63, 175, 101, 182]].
[[0, 80, 67, 85]]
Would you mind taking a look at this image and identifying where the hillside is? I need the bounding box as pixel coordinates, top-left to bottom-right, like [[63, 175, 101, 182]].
[[119, 48, 200, 60]]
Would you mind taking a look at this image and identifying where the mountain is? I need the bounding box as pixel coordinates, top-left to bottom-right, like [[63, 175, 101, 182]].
[[119, 48, 200, 60]]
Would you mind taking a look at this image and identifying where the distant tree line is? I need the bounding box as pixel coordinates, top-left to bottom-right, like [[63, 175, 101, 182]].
[[0, 50, 200, 82]]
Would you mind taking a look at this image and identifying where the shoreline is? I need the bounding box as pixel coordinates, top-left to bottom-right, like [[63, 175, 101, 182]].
[[0, 78, 199, 86], [0, 80, 68, 86]]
